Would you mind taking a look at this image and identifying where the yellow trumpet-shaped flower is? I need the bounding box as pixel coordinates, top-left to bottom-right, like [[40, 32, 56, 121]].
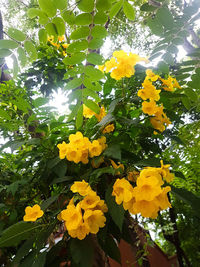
[[23, 204, 44, 222], [84, 209, 106, 234], [70, 180, 92, 196]]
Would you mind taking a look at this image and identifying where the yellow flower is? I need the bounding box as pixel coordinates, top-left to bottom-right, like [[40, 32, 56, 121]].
[[94, 199, 108, 213], [57, 212, 62, 221], [112, 178, 133, 205], [84, 209, 106, 234], [138, 168, 164, 187], [161, 76, 180, 91], [123, 196, 136, 214], [97, 136, 107, 151], [80, 192, 101, 210], [80, 149, 89, 164], [89, 140, 102, 158], [145, 69, 160, 82], [57, 141, 69, 159], [68, 222, 90, 240], [110, 159, 124, 175], [156, 186, 172, 210], [23, 204, 44, 222], [103, 124, 115, 134], [160, 160, 174, 183], [58, 35, 65, 42], [83, 104, 96, 119], [105, 57, 118, 73], [132, 200, 159, 218], [95, 106, 106, 122], [150, 117, 165, 132], [66, 146, 82, 163], [63, 51, 67, 57], [127, 171, 139, 182], [61, 203, 83, 231], [138, 79, 161, 101], [142, 100, 158, 116], [69, 131, 84, 146], [47, 35, 54, 42], [98, 64, 105, 72], [70, 180, 92, 196], [62, 43, 69, 49], [133, 183, 162, 202]]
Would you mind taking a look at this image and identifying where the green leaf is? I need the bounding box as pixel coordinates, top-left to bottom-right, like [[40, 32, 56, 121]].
[[140, 3, 158, 12], [96, 0, 112, 11], [156, 7, 174, 29], [27, 8, 49, 24], [12, 54, 19, 78], [184, 88, 198, 102], [94, 12, 108, 24], [84, 99, 100, 114], [163, 52, 174, 65], [0, 49, 12, 57], [105, 183, 125, 232], [171, 186, 200, 218], [75, 13, 93, 25], [90, 167, 115, 180], [181, 95, 191, 110], [123, 1, 135, 21], [50, 176, 73, 185], [63, 52, 86, 65], [147, 17, 163, 36], [67, 40, 88, 53], [0, 109, 11, 120], [13, 238, 35, 265], [83, 78, 102, 91], [38, 29, 48, 44], [33, 97, 49, 107], [65, 77, 83, 90], [62, 11, 75, 25], [17, 47, 26, 67], [7, 28, 26, 42], [41, 195, 59, 210], [78, 0, 94, 12], [0, 40, 18, 49], [52, 17, 65, 36], [88, 38, 104, 49], [67, 104, 80, 122], [109, 0, 123, 18], [45, 23, 58, 37], [104, 144, 121, 161], [157, 61, 169, 74], [76, 105, 83, 129], [53, 0, 67, 10], [86, 52, 104, 65], [38, 0, 57, 17], [0, 222, 44, 247], [85, 65, 104, 81], [70, 238, 94, 267], [99, 234, 121, 263], [91, 25, 107, 39], [32, 252, 47, 267], [83, 88, 101, 102], [24, 41, 38, 61], [70, 27, 90, 40]]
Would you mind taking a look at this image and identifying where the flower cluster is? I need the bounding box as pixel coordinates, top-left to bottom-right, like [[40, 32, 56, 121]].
[[23, 204, 44, 222], [99, 50, 148, 80], [57, 132, 107, 164], [47, 35, 69, 56], [138, 70, 180, 133], [112, 161, 174, 218], [59, 180, 107, 240]]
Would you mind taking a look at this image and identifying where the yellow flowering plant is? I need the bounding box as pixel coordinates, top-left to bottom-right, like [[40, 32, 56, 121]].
[[1, 1, 199, 266]]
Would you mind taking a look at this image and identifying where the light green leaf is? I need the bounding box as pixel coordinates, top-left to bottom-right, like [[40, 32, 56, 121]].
[[62, 11, 75, 25], [33, 97, 49, 107], [94, 12, 108, 24], [17, 47, 27, 67], [38, 29, 48, 44], [76, 105, 83, 129], [85, 65, 104, 81], [0, 109, 11, 120], [75, 13, 93, 25], [86, 52, 104, 65], [88, 38, 104, 49], [53, 0, 68, 10], [63, 52, 86, 65], [52, 17, 65, 36], [109, 0, 123, 18], [0, 49, 12, 57], [70, 27, 90, 40], [91, 25, 107, 38], [157, 61, 169, 74], [0, 221, 44, 247], [140, 3, 158, 12], [24, 41, 38, 61], [156, 7, 174, 29], [45, 23, 58, 38], [7, 28, 26, 42], [67, 40, 88, 53], [78, 0, 94, 12], [38, 0, 57, 17], [0, 40, 18, 49], [83, 88, 101, 102], [123, 1, 135, 21], [27, 8, 49, 24], [84, 99, 100, 114], [96, 0, 112, 10], [12, 54, 19, 78], [147, 17, 163, 36], [65, 78, 83, 90]]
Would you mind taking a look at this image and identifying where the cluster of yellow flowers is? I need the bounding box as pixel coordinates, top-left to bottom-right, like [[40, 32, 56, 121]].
[[99, 50, 148, 80], [138, 70, 181, 133], [59, 180, 107, 240], [47, 35, 69, 56], [57, 132, 107, 164], [112, 160, 174, 218], [83, 105, 115, 134], [23, 204, 44, 222]]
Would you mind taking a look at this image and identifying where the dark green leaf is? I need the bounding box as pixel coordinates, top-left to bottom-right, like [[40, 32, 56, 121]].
[[76, 105, 83, 129], [140, 3, 158, 11], [41, 195, 59, 210], [99, 234, 121, 263], [156, 7, 174, 29], [104, 144, 121, 161]]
